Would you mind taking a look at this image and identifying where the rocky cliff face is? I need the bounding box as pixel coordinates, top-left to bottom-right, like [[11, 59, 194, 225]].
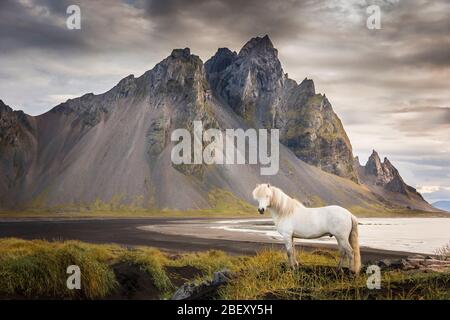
[[0, 100, 36, 206], [364, 150, 409, 194], [0, 36, 434, 212], [206, 35, 284, 126], [277, 81, 357, 182], [356, 150, 429, 210], [205, 35, 358, 181], [141, 48, 218, 177]]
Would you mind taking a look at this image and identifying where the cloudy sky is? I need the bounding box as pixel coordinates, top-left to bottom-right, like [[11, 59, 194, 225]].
[[0, 0, 449, 202]]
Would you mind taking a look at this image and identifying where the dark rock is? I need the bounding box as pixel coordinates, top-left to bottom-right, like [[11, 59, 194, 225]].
[[171, 269, 234, 300], [376, 258, 411, 269], [409, 254, 425, 260], [373, 256, 450, 272], [165, 265, 204, 288], [107, 262, 160, 300], [212, 269, 233, 285]]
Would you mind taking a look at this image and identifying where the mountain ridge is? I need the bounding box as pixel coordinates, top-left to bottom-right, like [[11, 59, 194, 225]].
[[0, 36, 435, 213], [205, 35, 358, 182]]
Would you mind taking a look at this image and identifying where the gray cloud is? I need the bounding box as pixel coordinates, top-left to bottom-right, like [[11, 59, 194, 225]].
[[385, 107, 450, 134], [420, 187, 450, 203], [0, 0, 85, 53]]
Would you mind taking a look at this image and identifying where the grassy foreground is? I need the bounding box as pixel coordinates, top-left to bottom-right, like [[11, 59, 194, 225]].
[[0, 238, 448, 300]]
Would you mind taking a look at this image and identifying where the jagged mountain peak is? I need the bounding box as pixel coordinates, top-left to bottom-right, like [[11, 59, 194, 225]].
[[0, 100, 28, 120], [205, 48, 237, 74], [204, 35, 284, 126], [235, 35, 281, 73], [0, 99, 11, 112], [158, 47, 204, 73], [366, 149, 382, 166], [0, 99, 34, 153], [151, 47, 204, 79], [365, 150, 384, 173], [365, 150, 401, 183], [239, 35, 276, 57], [299, 78, 315, 91], [118, 74, 135, 83], [365, 150, 397, 173], [170, 48, 192, 59], [204, 35, 358, 181], [363, 150, 409, 193], [371, 149, 380, 157], [48, 47, 206, 124], [355, 151, 429, 209]]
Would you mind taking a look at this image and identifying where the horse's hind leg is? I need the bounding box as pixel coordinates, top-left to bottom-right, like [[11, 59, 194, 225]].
[[336, 239, 346, 270], [336, 237, 354, 270]]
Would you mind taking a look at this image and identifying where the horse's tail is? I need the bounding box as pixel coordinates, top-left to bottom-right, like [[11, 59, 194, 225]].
[[349, 215, 361, 274]]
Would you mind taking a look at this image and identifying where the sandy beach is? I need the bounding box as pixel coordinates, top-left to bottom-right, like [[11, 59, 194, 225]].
[[138, 217, 450, 255], [0, 217, 435, 262]]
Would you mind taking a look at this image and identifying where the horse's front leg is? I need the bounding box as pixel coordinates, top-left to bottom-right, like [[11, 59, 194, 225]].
[[282, 235, 297, 269], [291, 237, 300, 268]]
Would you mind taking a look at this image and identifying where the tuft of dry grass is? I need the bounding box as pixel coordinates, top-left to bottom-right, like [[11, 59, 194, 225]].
[[434, 242, 450, 261], [218, 249, 450, 300], [0, 239, 118, 299]]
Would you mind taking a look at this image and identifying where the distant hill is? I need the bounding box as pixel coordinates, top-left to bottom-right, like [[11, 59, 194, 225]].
[[432, 201, 450, 212]]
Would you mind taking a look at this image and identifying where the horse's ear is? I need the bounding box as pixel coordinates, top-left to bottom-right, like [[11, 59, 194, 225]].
[[267, 183, 270, 188]]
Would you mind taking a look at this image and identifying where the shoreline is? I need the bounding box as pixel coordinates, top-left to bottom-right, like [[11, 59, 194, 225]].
[[0, 217, 431, 262], [138, 217, 448, 256], [0, 212, 448, 222]]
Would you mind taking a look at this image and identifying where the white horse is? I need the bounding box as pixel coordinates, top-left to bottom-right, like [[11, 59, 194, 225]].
[[252, 184, 361, 274]]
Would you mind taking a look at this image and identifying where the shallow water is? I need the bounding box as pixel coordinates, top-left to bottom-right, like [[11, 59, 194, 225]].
[[212, 218, 450, 254]]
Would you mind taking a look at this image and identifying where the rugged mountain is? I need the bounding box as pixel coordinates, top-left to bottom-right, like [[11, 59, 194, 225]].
[[1, 48, 219, 209], [205, 35, 357, 181], [0, 36, 435, 212], [355, 150, 432, 211], [0, 100, 37, 207]]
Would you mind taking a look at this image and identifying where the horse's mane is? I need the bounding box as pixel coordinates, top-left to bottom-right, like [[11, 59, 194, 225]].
[[270, 186, 304, 216]]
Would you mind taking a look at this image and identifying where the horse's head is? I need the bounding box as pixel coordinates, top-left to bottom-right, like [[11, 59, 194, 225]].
[[252, 184, 273, 215]]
